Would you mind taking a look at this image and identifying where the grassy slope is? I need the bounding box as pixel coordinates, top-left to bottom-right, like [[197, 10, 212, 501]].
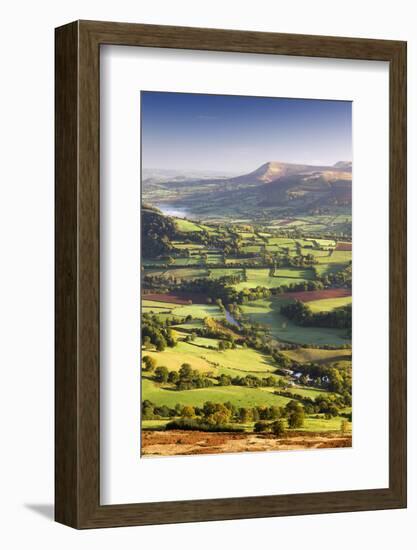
[[308, 296, 352, 312], [175, 218, 204, 232], [142, 378, 292, 408], [282, 347, 352, 364], [234, 267, 313, 291], [143, 341, 278, 374], [169, 303, 225, 319], [241, 298, 349, 346]]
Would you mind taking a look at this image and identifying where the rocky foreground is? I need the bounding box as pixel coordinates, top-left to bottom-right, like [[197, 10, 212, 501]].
[[142, 430, 352, 457]]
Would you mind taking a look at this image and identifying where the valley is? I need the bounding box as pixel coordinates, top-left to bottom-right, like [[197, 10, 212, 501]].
[[141, 160, 352, 457]]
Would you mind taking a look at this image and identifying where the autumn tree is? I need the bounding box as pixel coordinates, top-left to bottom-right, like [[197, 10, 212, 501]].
[[154, 366, 169, 383], [181, 405, 195, 418], [271, 419, 286, 436], [142, 355, 157, 372]]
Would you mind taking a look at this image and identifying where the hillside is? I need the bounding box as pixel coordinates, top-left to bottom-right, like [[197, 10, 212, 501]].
[[142, 205, 176, 257], [142, 160, 352, 217]]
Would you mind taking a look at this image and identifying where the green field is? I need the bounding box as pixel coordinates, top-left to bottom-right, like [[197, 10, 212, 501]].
[[145, 267, 209, 280], [175, 218, 204, 233], [142, 300, 177, 310], [144, 340, 278, 375], [142, 378, 292, 408], [240, 298, 349, 346], [169, 303, 224, 319], [209, 268, 243, 279], [298, 416, 351, 432], [308, 296, 352, 312], [171, 242, 205, 250], [317, 250, 351, 264], [282, 347, 352, 364], [234, 267, 313, 291]]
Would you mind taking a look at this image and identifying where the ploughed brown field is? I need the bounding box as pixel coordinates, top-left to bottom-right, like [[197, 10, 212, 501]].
[[142, 292, 207, 304], [335, 242, 352, 251], [281, 288, 351, 302], [142, 430, 352, 457]]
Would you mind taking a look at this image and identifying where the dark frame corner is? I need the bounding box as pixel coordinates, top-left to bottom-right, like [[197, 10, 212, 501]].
[[55, 20, 407, 529]]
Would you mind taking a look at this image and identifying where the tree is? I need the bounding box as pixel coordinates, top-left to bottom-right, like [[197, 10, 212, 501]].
[[269, 405, 282, 420], [238, 407, 252, 423], [168, 370, 179, 384], [154, 366, 169, 383], [254, 421, 269, 433], [142, 355, 156, 372], [154, 335, 167, 352], [328, 368, 344, 393], [271, 420, 286, 436], [218, 374, 231, 386], [202, 401, 216, 417], [181, 405, 195, 418], [287, 407, 305, 429], [179, 363, 193, 380], [206, 404, 231, 426], [142, 404, 154, 420], [155, 405, 171, 418]]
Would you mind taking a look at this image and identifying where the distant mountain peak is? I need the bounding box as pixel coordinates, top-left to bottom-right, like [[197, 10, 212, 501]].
[[251, 161, 292, 182], [238, 161, 316, 184]]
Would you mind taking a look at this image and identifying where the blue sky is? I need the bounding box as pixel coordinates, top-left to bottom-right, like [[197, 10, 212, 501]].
[[141, 91, 352, 174]]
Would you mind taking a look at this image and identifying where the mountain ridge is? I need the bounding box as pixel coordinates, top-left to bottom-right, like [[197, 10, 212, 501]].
[[142, 160, 352, 217], [229, 160, 351, 185]]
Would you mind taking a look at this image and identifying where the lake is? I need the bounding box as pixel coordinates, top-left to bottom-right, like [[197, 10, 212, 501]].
[[155, 204, 189, 219]]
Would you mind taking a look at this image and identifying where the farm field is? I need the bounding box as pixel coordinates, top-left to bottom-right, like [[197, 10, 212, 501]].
[[308, 296, 352, 312], [142, 378, 294, 409], [282, 347, 352, 364], [233, 267, 314, 291], [240, 298, 349, 346]]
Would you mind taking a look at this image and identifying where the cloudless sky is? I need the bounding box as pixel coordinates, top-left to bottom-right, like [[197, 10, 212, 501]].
[[141, 91, 352, 174]]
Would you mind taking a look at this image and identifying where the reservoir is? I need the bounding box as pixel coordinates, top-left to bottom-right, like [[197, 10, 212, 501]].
[[155, 204, 189, 219]]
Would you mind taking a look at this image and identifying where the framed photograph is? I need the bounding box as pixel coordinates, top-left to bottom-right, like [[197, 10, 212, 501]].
[[55, 20, 407, 528]]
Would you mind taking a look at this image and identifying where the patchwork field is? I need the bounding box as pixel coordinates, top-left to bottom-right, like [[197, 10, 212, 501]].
[[141, 193, 352, 456]]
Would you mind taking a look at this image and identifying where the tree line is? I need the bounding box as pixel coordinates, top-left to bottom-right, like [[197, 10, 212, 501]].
[[142, 397, 307, 433]]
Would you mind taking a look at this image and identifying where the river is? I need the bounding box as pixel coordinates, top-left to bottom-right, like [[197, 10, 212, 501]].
[[225, 310, 240, 328]]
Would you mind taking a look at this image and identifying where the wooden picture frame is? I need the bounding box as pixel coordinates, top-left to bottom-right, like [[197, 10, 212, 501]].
[[55, 20, 407, 529]]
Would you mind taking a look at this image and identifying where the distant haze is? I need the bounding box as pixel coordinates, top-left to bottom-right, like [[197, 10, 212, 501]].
[[141, 91, 352, 174]]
